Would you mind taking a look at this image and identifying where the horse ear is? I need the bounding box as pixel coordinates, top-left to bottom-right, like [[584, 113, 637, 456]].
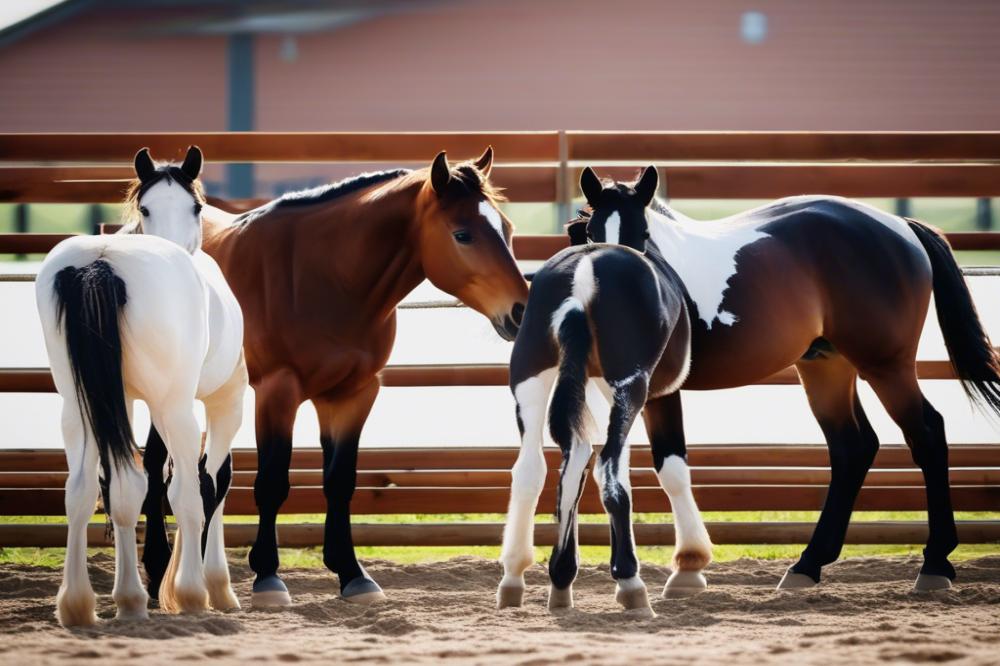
[[473, 145, 493, 177], [634, 165, 658, 207], [580, 167, 603, 206], [181, 145, 203, 180], [430, 151, 451, 196], [134, 148, 156, 182], [566, 220, 589, 246]]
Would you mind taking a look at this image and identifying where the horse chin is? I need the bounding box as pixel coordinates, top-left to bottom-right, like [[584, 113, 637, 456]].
[[492, 317, 519, 342]]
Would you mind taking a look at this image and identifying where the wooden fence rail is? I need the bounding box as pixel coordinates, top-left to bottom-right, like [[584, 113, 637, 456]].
[[1, 131, 998, 548]]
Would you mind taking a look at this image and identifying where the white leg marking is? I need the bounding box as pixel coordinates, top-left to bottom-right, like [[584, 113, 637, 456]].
[[158, 406, 210, 614], [657, 455, 712, 570], [109, 461, 149, 620], [555, 439, 592, 550], [202, 374, 244, 611], [605, 211, 621, 245], [499, 369, 557, 602], [56, 402, 99, 627]]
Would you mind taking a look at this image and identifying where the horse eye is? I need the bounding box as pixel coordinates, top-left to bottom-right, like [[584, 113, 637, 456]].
[[453, 230, 472, 244], [139, 206, 150, 217], [193, 203, 203, 215]]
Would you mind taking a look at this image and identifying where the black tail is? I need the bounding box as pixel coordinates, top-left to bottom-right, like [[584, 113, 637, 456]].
[[53, 260, 136, 474], [907, 218, 1000, 415], [548, 301, 593, 447]]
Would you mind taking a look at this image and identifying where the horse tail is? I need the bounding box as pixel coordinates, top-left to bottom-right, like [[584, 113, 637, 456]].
[[906, 218, 1000, 415], [53, 260, 136, 474], [548, 256, 596, 449]]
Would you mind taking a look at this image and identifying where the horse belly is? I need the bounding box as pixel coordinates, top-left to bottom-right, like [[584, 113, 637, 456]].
[[680, 261, 823, 391]]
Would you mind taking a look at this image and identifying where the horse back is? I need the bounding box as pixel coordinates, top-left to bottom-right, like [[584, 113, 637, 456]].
[[37, 234, 210, 403]]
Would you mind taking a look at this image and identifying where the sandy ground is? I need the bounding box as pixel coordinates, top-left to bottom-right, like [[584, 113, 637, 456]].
[[1, 554, 998, 665]]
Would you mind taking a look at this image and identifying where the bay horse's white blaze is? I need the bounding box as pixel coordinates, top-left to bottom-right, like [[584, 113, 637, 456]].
[[497, 368, 556, 608], [37, 149, 247, 626], [479, 199, 505, 238], [646, 204, 769, 329]]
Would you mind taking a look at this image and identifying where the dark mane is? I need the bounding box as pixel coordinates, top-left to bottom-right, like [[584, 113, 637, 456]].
[[274, 169, 411, 208], [441, 163, 507, 202], [235, 169, 411, 225]]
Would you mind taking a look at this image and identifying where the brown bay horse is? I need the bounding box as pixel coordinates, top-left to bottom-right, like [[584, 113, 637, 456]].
[[142, 148, 529, 605], [499, 165, 1000, 613]]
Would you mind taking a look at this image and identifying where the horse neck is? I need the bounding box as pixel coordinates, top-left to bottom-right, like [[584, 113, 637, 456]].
[[320, 181, 426, 320]]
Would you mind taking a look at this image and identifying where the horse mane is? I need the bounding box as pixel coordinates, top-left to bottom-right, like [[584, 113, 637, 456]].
[[234, 168, 411, 226], [119, 165, 206, 233], [272, 169, 412, 208]]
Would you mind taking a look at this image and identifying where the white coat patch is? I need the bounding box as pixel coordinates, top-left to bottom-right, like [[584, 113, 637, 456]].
[[647, 204, 769, 329], [479, 200, 504, 238], [571, 254, 596, 305], [604, 211, 621, 245]]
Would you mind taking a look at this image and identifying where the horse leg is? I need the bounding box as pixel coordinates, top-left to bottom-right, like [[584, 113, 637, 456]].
[[248, 370, 302, 607], [156, 403, 210, 614], [107, 404, 150, 620], [594, 372, 652, 614], [314, 380, 383, 603], [643, 392, 711, 598], [779, 355, 879, 589], [498, 367, 556, 608], [546, 394, 593, 611], [141, 425, 171, 601], [866, 365, 958, 590], [200, 360, 247, 611], [56, 399, 100, 627]]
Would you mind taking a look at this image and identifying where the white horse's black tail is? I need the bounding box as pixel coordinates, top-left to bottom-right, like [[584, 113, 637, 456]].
[[54, 260, 136, 473], [548, 299, 592, 447], [906, 218, 1000, 415]]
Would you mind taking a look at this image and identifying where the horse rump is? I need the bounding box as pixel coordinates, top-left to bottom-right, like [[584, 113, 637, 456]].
[[53, 259, 136, 475], [906, 218, 1000, 415]]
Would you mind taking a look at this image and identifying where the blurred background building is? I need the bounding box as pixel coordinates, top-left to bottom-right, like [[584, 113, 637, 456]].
[[2, 0, 999, 202]]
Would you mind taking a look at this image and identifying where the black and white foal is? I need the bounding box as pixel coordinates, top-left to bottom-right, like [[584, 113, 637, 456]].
[[497, 173, 711, 614]]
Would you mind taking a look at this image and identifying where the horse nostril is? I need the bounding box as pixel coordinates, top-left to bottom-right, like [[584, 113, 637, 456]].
[[511, 302, 525, 326]]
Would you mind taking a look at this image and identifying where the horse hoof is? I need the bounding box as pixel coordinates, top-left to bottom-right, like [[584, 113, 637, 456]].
[[913, 573, 952, 592], [496, 583, 525, 609], [55, 587, 98, 628], [548, 584, 573, 611], [251, 576, 292, 608], [342, 577, 386, 605], [663, 570, 707, 598], [115, 606, 149, 622], [776, 569, 818, 591], [615, 578, 652, 612], [113, 591, 149, 621]]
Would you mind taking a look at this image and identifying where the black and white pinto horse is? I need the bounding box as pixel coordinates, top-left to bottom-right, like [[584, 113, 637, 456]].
[[498, 169, 707, 614], [499, 165, 1000, 613]]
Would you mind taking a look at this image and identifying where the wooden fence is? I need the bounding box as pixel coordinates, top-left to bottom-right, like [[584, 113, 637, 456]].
[[1, 131, 999, 549]]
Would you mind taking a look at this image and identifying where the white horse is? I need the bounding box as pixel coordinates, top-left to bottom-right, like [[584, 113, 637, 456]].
[[36, 146, 248, 626]]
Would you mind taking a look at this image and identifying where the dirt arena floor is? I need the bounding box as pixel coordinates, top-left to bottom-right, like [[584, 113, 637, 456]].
[[1, 554, 998, 665]]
